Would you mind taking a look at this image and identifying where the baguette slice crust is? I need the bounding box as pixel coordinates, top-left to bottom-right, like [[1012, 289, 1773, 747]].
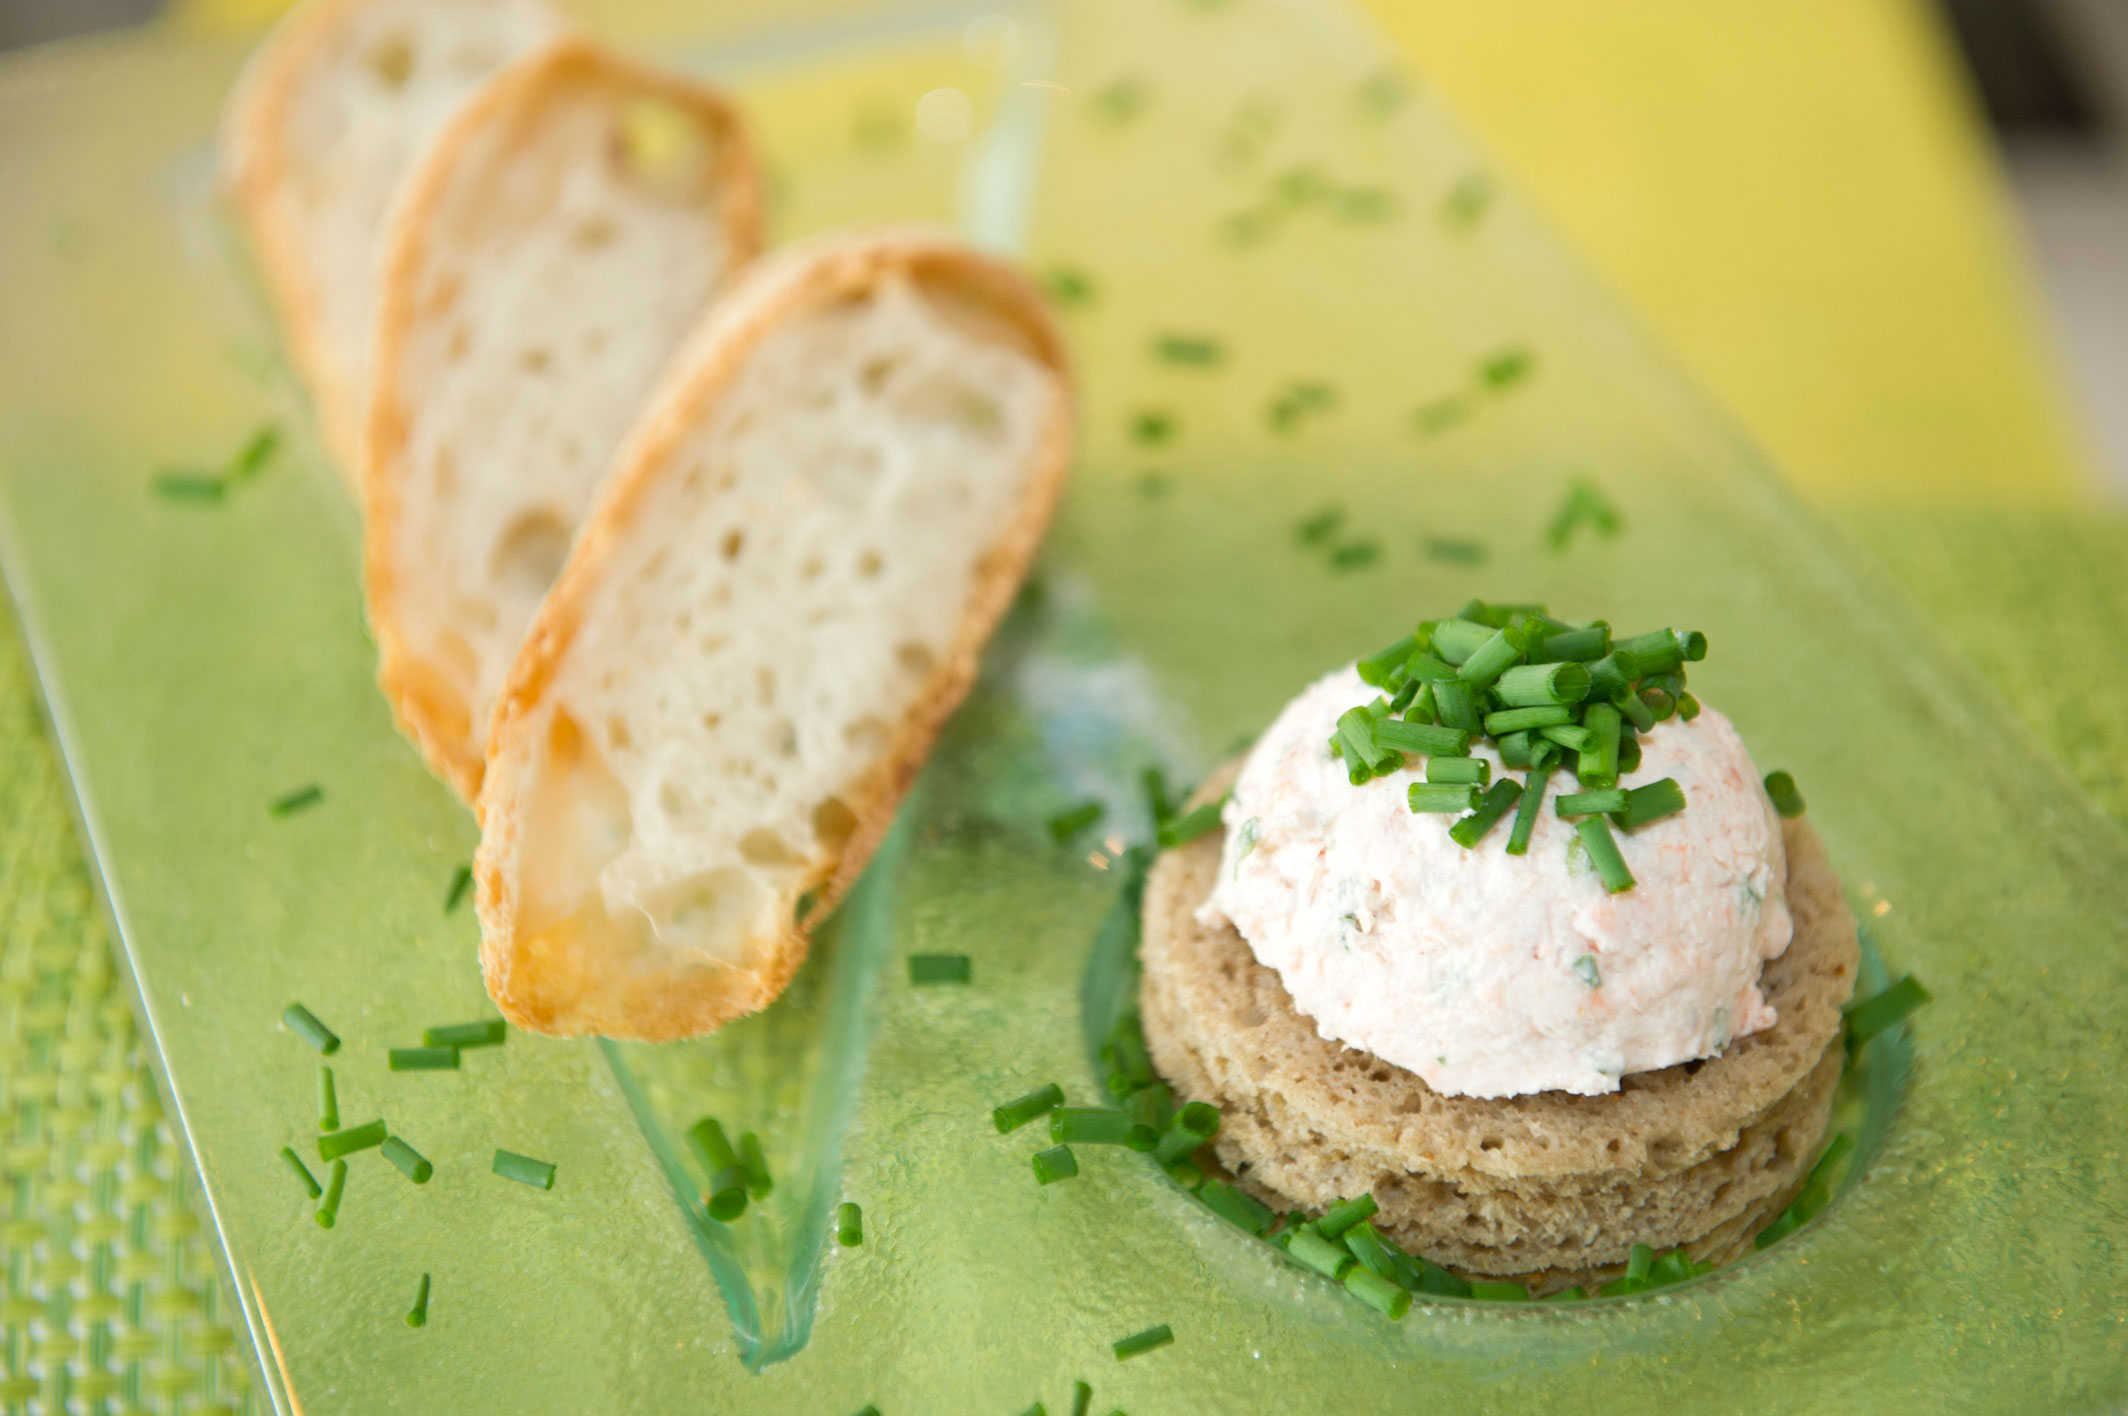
[[363, 37, 761, 801], [476, 229, 1074, 1040], [220, 0, 566, 471]]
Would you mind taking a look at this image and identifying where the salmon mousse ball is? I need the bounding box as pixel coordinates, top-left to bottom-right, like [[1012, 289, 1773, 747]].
[[1198, 665, 1793, 1099]]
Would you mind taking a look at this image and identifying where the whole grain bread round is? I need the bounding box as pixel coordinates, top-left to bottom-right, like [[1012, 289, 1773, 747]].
[[1140, 775, 1857, 1284]]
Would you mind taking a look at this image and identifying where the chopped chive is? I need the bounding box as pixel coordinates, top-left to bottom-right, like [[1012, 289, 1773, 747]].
[[1423, 537, 1487, 564], [1344, 1266, 1411, 1319], [1316, 1193, 1379, 1239], [1427, 618, 1494, 665], [1356, 634, 1419, 687], [1613, 629, 1688, 677], [687, 1119, 750, 1220], [443, 864, 474, 913], [318, 1121, 386, 1161], [1165, 1157, 1205, 1190], [994, 1082, 1066, 1134], [1408, 782, 1480, 814], [1545, 477, 1624, 551], [1539, 724, 1591, 753], [1404, 652, 1458, 684], [1091, 74, 1150, 123], [1430, 680, 1481, 733], [1648, 1249, 1693, 1286], [1295, 505, 1345, 545], [1579, 702, 1622, 786], [1049, 800, 1105, 842], [1127, 1083, 1172, 1132], [1327, 539, 1381, 571], [1467, 1280, 1530, 1302], [1636, 686, 1676, 724], [1051, 1108, 1157, 1151], [1529, 738, 1560, 771], [1158, 799, 1226, 849], [1576, 816, 1635, 893], [422, 1019, 505, 1049], [315, 1159, 347, 1228], [1112, 1324, 1174, 1361], [1018, 1406, 1048, 1416], [837, 1200, 864, 1246], [1286, 1226, 1355, 1280], [1586, 653, 1631, 702], [1449, 778, 1522, 848], [406, 1272, 430, 1328], [1616, 688, 1657, 732], [1617, 730, 1643, 775], [1844, 974, 1931, 1044], [1106, 1015, 1155, 1097], [1132, 409, 1177, 445], [1031, 1145, 1079, 1185], [1152, 334, 1224, 366], [1387, 677, 1422, 715], [1426, 756, 1489, 786], [1479, 347, 1535, 391], [1507, 768, 1551, 855], [1341, 1221, 1398, 1279], [1494, 661, 1590, 708], [1555, 787, 1627, 817], [1405, 1254, 1472, 1298], [1625, 1243, 1654, 1282], [282, 1003, 339, 1055], [851, 1408, 881, 1416], [493, 1149, 556, 1191], [1372, 719, 1467, 756], [1484, 705, 1571, 735], [1765, 770, 1806, 817], [270, 784, 323, 817], [388, 1046, 459, 1072], [1198, 1180, 1273, 1235], [1337, 708, 1392, 778], [1442, 170, 1493, 228], [1415, 394, 1473, 433], [316, 1066, 338, 1132], [1142, 767, 1174, 826], [1572, 954, 1601, 988], [1496, 730, 1534, 768], [152, 471, 225, 502], [1677, 691, 1702, 720], [908, 953, 972, 985], [280, 1146, 322, 1200], [1073, 1382, 1093, 1416], [1618, 777, 1687, 829], [1454, 628, 1522, 688], [1540, 625, 1609, 662], [739, 1133, 773, 1199], [1043, 265, 1097, 308], [1540, 1286, 1586, 1302], [382, 1136, 433, 1185], [1808, 1132, 1856, 1193]]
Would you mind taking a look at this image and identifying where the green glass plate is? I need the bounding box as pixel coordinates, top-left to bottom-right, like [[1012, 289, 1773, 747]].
[[2, 1, 2124, 1411]]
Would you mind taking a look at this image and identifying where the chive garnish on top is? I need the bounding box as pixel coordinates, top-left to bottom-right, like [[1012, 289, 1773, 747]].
[[1111, 1324, 1173, 1361]]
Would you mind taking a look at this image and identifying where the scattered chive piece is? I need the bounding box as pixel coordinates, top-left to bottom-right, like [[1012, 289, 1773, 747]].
[[1576, 816, 1636, 893], [687, 1119, 750, 1220], [1157, 800, 1226, 849], [739, 1133, 774, 1199], [1073, 1382, 1093, 1416], [280, 1147, 322, 1200], [1449, 778, 1522, 848], [1286, 1227, 1356, 1280], [1107, 1015, 1156, 1096], [1479, 347, 1535, 391], [852, 1407, 881, 1416], [1572, 955, 1602, 988], [1494, 661, 1591, 707], [317, 1066, 338, 1133], [1344, 1266, 1411, 1319], [837, 1201, 864, 1246], [388, 1046, 459, 1072], [993, 1083, 1066, 1134], [908, 953, 972, 986], [1579, 702, 1622, 787], [1408, 782, 1479, 814], [1328, 539, 1381, 571], [1468, 1280, 1530, 1302], [1043, 265, 1097, 308], [1423, 536, 1487, 564], [406, 1272, 430, 1328], [1131, 409, 1177, 445], [1019, 1406, 1048, 1416], [1152, 334, 1224, 366], [1618, 777, 1687, 830], [318, 1121, 386, 1162], [270, 784, 323, 817], [282, 1003, 339, 1055], [152, 472, 225, 502], [493, 1150, 556, 1191], [1844, 975, 1931, 1044], [1371, 719, 1468, 756], [382, 1136, 433, 1185], [1050, 1108, 1157, 1151], [1545, 478, 1624, 552], [1341, 1221, 1399, 1279], [1112, 1324, 1174, 1361], [1315, 1193, 1379, 1240], [443, 865, 474, 914], [1625, 1243, 1654, 1282], [1198, 1180, 1274, 1236], [422, 1020, 505, 1049], [1507, 768, 1551, 855], [1142, 768, 1174, 826], [1765, 770, 1806, 817], [1031, 1145, 1079, 1185], [1049, 800, 1105, 842], [1555, 787, 1628, 818], [1540, 1286, 1586, 1302], [1426, 756, 1489, 786], [316, 1159, 347, 1229], [1484, 705, 1571, 735], [1295, 505, 1345, 545], [1151, 1102, 1220, 1164]]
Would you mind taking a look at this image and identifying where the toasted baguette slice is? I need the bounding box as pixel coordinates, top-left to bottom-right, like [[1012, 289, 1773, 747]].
[[475, 230, 1073, 1040], [363, 40, 761, 802], [220, 0, 566, 471]]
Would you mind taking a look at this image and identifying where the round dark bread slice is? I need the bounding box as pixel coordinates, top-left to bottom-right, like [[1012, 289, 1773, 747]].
[[1140, 773, 1858, 1287]]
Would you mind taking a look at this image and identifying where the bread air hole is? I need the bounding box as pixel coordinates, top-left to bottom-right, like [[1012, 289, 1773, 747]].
[[812, 796, 858, 851], [739, 829, 796, 867], [572, 217, 617, 251], [491, 508, 572, 601], [896, 642, 935, 678], [844, 716, 888, 752], [519, 347, 552, 374], [643, 866, 766, 958], [365, 35, 414, 90], [857, 550, 883, 579]]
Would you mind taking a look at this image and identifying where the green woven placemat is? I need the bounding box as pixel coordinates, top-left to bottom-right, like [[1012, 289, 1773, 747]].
[[0, 623, 256, 1415], [0, 502, 2121, 1409]]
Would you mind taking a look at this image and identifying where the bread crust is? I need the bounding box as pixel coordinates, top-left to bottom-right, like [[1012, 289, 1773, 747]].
[[219, 0, 569, 474], [476, 228, 1074, 1039], [360, 36, 762, 803], [1141, 784, 1859, 1289]]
